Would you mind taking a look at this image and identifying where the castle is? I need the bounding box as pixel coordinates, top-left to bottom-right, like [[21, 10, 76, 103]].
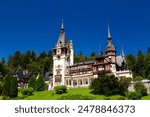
[[48, 21, 132, 89]]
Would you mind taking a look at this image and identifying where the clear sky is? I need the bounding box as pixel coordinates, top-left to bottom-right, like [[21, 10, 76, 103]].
[[0, 0, 150, 61]]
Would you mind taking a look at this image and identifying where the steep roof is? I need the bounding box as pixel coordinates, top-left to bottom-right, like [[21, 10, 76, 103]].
[[106, 26, 116, 52], [56, 20, 67, 47], [71, 60, 95, 67]]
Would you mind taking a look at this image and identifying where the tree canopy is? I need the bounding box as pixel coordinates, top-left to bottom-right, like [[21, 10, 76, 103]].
[[126, 48, 150, 79]]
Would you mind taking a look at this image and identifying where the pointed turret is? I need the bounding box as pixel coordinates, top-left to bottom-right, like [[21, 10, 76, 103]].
[[122, 48, 125, 57], [56, 20, 66, 47], [108, 25, 111, 39], [106, 25, 116, 54], [61, 19, 64, 30]]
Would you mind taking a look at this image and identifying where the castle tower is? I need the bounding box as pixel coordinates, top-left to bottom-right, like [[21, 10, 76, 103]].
[[105, 25, 116, 72], [52, 20, 74, 88]]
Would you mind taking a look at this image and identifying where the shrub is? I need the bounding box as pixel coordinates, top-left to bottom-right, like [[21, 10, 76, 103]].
[[141, 87, 148, 96], [58, 94, 95, 100], [2, 95, 9, 100], [90, 73, 120, 96], [134, 82, 148, 96], [135, 76, 143, 81], [44, 83, 48, 90], [54, 85, 67, 94], [125, 92, 142, 100], [104, 97, 112, 100], [117, 96, 126, 100], [21, 87, 34, 96], [118, 77, 131, 95]]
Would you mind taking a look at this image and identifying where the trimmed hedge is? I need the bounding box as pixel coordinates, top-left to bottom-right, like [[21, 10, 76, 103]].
[[117, 96, 126, 100], [54, 85, 67, 94], [125, 92, 142, 100], [58, 94, 96, 100], [21, 87, 34, 96]]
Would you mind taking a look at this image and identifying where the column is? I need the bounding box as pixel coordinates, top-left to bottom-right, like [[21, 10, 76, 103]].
[[88, 77, 90, 86], [71, 79, 73, 87]]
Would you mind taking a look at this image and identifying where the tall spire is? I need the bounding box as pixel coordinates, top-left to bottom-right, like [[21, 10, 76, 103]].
[[56, 19, 66, 47], [122, 47, 125, 57], [61, 19, 64, 30], [108, 25, 111, 38], [106, 25, 116, 53], [99, 44, 101, 52]]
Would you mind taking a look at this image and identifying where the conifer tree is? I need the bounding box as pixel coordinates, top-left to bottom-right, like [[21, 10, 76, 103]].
[[9, 76, 18, 98], [2, 75, 11, 97], [28, 75, 36, 90], [35, 75, 45, 91], [2, 75, 18, 98]]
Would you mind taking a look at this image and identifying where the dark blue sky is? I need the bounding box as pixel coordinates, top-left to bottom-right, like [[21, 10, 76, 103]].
[[0, 0, 150, 61]]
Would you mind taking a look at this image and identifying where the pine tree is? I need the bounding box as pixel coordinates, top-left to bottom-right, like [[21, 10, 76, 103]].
[[28, 75, 36, 90], [145, 53, 150, 78], [2, 75, 11, 97], [136, 51, 145, 77], [13, 51, 21, 68], [35, 75, 45, 91], [9, 76, 18, 98], [1, 57, 5, 65], [2, 75, 18, 98]]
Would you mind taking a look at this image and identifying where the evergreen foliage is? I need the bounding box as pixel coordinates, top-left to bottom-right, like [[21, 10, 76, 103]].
[[54, 85, 67, 94], [90, 72, 131, 96], [21, 87, 34, 96], [134, 82, 147, 96], [28, 75, 36, 90], [118, 77, 131, 95], [58, 94, 95, 100], [125, 92, 142, 100], [90, 73, 120, 96], [135, 76, 143, 81], [35, 75, 45, 91], [126, 48, 150, 78], [2, 75, 18, 98], [9, 76, 18, 98], [2, 75, 11, 97]]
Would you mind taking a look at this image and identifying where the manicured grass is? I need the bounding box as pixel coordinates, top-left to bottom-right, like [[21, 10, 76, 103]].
[[141, 94, 150, 100], [23, 88, 105, 100], [1, 87, 150, 100]]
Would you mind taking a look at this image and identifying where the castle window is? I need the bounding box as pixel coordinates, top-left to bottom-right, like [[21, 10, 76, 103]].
[[57, 71, 60, 75]]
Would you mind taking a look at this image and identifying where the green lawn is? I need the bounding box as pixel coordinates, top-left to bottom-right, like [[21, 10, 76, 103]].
[[141, 94, 150, 100], [1, 87, 150, 100], [22, 88, 105, 100]]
